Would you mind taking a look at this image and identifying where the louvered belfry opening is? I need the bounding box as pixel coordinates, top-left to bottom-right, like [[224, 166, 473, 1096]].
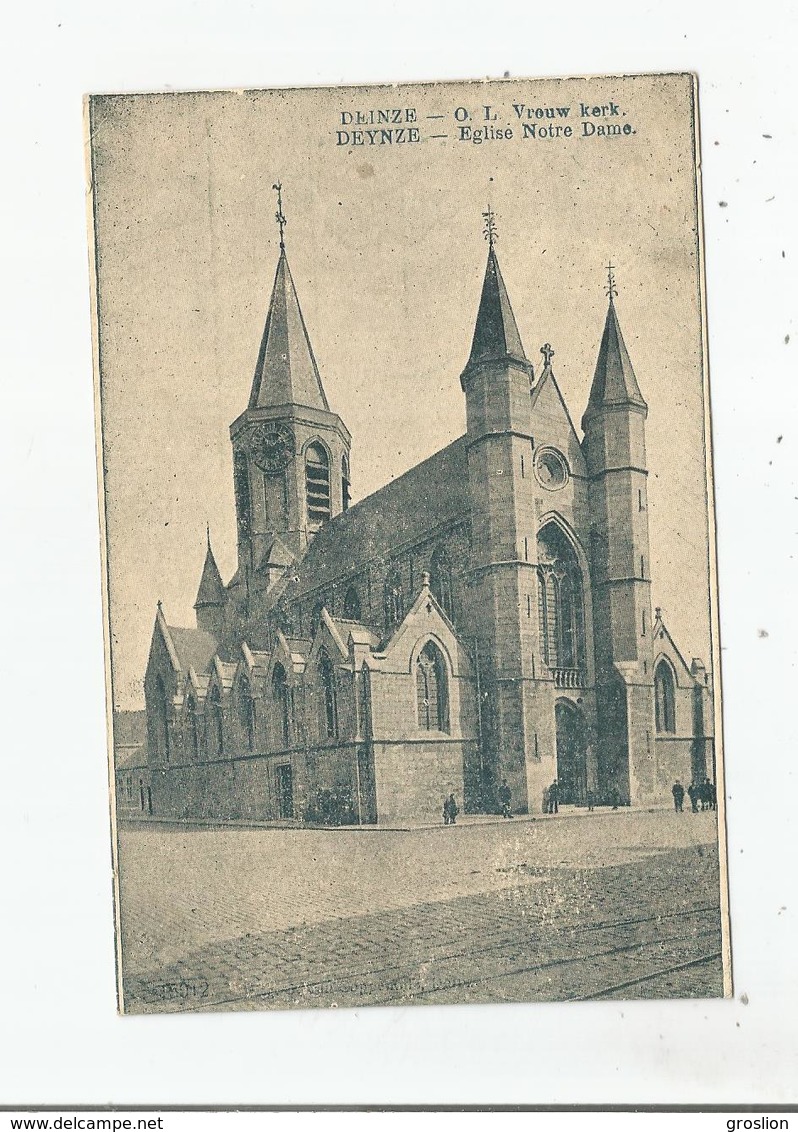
[[305, 442, 331, 524]]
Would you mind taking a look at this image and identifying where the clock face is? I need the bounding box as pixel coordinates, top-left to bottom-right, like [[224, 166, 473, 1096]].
[[248, 424, 295, 472]]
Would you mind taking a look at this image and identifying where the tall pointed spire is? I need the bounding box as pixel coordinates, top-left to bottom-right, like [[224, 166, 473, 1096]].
[[194, 532, 226, 611], [462, 217, 531, 383], [584, 270, 646, 419], [248, 186, 330, 413]]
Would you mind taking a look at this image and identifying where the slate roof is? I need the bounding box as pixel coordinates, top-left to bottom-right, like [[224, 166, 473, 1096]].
[[167, 625, 219, 675], [585, 295, 646, 416], [288, 436, 471, 599], [462, 245, 531, 378], [249, 248, 330, 413], [113, 710, 148, 769], [330, 616, 381, 648], [115, 743, 148, 770], [113, 709, 146, 749]]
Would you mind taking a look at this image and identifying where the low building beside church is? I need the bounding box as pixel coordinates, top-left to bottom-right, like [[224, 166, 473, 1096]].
[[125, 220, 714, 825]]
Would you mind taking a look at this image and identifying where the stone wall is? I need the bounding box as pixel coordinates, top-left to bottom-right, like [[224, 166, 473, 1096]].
[[372, 738, 475, 825]]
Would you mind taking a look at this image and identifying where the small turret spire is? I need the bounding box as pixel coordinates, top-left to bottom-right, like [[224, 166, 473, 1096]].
[[194, 532, 226, 610], [461, 222, 531, 384], [583, 273, 646, 422]]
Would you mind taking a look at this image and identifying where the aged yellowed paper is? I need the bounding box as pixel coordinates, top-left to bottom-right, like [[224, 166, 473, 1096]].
[[86, 72, 729, 1013]]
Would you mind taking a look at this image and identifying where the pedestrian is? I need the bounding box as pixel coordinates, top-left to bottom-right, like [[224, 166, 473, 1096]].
[[441, 792, 461, 828], [498, 778, 512, 818], [702, 777, 713, 811], [442, 795, 452, 825], [672, 780, 685, 812], [548, 779, 559, 814], [586, 789, 595, 812], [709, 779, 717, 810], [687, 782, 698, 812], [610, 786, 620, 810]]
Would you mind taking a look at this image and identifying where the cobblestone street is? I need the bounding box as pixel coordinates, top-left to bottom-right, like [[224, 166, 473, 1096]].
[[117, 809, 725, 1012]]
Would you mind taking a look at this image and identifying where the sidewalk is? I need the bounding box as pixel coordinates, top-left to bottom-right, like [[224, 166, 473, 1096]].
[[119, 802, 677, 834]]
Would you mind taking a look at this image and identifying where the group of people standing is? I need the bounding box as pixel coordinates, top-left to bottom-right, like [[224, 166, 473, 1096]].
[[443, 775, 717, 824], [443, 779, 515, 825], [671, 777, 717, 812]]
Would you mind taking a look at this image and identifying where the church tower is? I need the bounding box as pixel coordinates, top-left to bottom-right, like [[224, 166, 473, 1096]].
[[460, 214, 539, 811], [228, 186, 351, 613], [582, 271, 656, 804]]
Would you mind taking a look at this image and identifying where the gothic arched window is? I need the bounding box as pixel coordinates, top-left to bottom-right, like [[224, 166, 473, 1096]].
[[342, 453, 351, 512], [536, 523, 586, 674], [559, 574, 575, 668], [207, 685, 224, 758], [305, 442, 331, 525], [319, 650, 338, 739], [186, 694, 199, 760], [155, 675, 171, 762], [416, 641, 449, 732], [655, 660, 676, 733], [430, 546, 455, 623], [237, 677, 256, 752], [343, 584, 361, 621], [383, 566, 404, 631], [272, 663, 291, 748]]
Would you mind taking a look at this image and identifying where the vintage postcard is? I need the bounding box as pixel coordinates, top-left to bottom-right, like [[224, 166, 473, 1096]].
[[86, 72, 729, 1013]]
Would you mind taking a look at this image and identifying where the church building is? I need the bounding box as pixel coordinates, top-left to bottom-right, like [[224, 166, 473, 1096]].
[[121, 206, 714, 825]]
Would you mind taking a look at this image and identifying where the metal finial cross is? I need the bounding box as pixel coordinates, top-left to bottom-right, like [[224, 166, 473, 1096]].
[[540, 343, 555, 367], [606, 261, 618, 300], [273, 181, 287, 249], [482, 205, 498, 247]]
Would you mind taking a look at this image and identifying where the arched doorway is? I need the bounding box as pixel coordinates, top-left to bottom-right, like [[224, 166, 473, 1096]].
[[555, 700, 587, 805]]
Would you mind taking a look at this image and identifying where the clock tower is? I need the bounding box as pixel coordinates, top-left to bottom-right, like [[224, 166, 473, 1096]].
[[229, 188, 351, 613]]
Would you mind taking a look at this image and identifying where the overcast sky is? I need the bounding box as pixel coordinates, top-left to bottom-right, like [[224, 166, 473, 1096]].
[[89, 73, 714, 711]]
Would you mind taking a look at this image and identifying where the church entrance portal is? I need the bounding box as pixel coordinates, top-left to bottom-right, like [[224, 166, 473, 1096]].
[[555, 700, 587, 805]]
